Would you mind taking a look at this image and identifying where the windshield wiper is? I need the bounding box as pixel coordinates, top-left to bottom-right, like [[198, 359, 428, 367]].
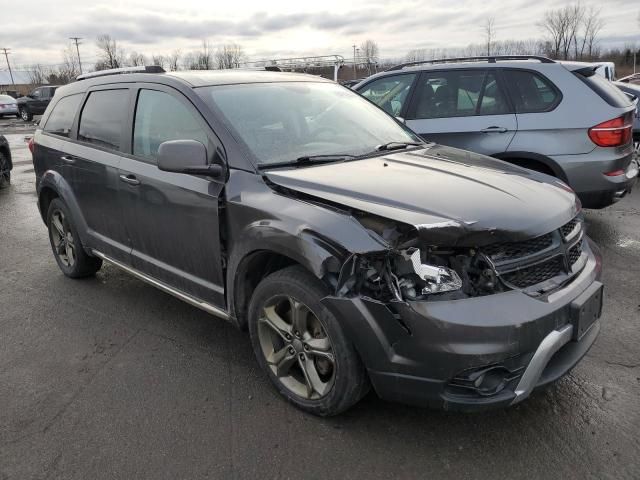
[[259, 154, 357, 170], [375, 141, 424, 151]]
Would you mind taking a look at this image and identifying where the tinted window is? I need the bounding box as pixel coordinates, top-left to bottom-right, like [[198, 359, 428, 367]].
[[504, 70, 560, 113], [32, 88, 42, 98], [43, 94, 82, 138], [133, 89, 209, 161], [575, 72, 631, 108], [358, 74, 416, 116], [78, 90, 129, 151], [410, 70, 509, 119]]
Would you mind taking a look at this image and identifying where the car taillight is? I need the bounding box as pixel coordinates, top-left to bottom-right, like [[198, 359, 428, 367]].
[[28, 137, 35, 154], [588, 114, 633, 147]]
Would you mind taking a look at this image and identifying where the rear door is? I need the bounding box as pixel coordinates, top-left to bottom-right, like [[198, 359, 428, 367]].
[[66, 87, 132, 263], [405, 69, 517, 155], [117, 85, 226, 307]]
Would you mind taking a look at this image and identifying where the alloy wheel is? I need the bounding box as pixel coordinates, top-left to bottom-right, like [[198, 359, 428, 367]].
[[257, 295, 336, 399], [20, 109, 29, 121], [50, 210, 76, 267]]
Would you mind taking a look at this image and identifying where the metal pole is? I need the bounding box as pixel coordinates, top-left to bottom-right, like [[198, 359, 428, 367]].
[[69, 37, 83, 74], [1, 48, 15, 85], [352, 45, 357, 79]]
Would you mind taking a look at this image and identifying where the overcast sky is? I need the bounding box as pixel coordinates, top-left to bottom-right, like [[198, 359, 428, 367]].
[[1, 0, 639, 69]]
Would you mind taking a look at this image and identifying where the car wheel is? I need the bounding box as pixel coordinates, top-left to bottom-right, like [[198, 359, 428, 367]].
[[19, 107, 33, 122], [47, 198, 102, 278], [248, 265, 370, 416], [0, 151, 10, 189]]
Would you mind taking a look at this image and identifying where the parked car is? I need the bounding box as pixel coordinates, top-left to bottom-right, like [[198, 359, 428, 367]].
[[613, 81, 640, 156], [32, 66, 603, 416], [0, 134, 12, 188], [354, 55, 637, 209], [618, 73, 640, 85], [0, 94, 19, 118], [17, 85, 59, 121]]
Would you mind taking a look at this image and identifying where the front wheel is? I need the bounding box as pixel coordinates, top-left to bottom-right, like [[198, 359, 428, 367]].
[[0, 151, 10, 189], [47, 198, 102, 277], [248, 266, 370, 416], [19, 107, 33, 122]]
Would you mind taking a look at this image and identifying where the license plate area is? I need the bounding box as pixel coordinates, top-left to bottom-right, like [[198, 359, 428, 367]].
[[570, 282, 603, 341]]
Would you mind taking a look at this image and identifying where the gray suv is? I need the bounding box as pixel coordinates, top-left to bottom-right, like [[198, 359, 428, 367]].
[[32, 66, 603, 415], [355, 56, 638, 208]]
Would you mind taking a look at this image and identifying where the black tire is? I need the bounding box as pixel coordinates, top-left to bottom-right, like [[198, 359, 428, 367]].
[[0, 150, 10, 189], [15, 113, 20, 119], [46, 198, 102, 278], [19, 107, 33, 122], [248, 265, 370, 416]]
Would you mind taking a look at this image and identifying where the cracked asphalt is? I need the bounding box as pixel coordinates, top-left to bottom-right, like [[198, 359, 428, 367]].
[[1, 118, 639, 479]]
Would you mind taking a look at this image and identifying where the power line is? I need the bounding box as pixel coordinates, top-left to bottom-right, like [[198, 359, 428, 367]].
[[0, 48, 14, 85], [69, 37, 83, 74]]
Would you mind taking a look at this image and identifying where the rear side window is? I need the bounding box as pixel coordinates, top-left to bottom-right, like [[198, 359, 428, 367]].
[[43, 94, 82, 138], [133, 89, 209, 161], [408, 70, 510, 119], [575, 71, 631, 108], [78, 90, 129, 151], [358, 73, 416, 116], [504, 70, 560, 113]]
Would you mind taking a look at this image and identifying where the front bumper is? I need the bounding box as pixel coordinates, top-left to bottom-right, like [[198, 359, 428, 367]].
[[322, 239, 603, 412]]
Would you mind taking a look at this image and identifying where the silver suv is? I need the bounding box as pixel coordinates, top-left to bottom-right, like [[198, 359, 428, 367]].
[[354, 56, 638, 208]]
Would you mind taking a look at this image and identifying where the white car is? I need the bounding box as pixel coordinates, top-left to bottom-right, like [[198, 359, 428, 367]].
[[0, 94, 19, 118]]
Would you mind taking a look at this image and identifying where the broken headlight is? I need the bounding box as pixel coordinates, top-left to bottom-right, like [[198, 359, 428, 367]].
[[390, 247, 500, 300]]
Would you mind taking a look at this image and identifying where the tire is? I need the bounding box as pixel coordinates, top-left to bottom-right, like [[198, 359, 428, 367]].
[[19, 107, 33, 122], [248, 265, 370, 416], [15, 113, 20, 119], [46, 198, 102, 278], [0, 150, 10, 189]]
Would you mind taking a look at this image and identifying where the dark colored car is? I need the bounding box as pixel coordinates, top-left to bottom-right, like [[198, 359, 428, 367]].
[[32, 67, 603, 416], [0, 134, 11, 188], [17, 85, 59, 121]]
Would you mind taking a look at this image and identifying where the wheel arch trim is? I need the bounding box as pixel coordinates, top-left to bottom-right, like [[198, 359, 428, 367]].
[[493, 151, 568, 183]]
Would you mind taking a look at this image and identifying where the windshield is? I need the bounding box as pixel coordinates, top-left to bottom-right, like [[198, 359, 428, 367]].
[[198, 82, 420, 166]]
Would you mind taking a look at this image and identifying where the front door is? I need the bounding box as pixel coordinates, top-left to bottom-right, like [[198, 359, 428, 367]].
[[117, 86, 226, 307], [405, 69, 517, 156]]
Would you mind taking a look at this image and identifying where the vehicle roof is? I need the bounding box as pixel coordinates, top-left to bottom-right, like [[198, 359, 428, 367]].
[[165, 70, 332, 87], [614, 81, 640, 93]]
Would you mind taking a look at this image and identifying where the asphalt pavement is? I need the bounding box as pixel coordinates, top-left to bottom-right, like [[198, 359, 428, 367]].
[[1, 118, 639, 479]]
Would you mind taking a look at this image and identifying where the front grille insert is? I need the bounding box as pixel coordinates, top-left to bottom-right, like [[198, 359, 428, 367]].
[[482, 216, 585, 292]]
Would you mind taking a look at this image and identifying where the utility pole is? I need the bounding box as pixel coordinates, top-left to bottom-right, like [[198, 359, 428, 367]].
[[1, 48, 15, 85], [352, 44, 357, 79], [69, 37, 83, 74]]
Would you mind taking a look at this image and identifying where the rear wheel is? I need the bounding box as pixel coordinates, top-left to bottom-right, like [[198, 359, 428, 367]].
[[47, 198, 102, 277], [0, 151, 10, 189], [19, 107, 33, 122], [248, 266, 369, 416]]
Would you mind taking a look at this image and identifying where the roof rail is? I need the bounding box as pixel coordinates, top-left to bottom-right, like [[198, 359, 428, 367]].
[[384, 55, 555, 72], [76, 65, 165, 81]]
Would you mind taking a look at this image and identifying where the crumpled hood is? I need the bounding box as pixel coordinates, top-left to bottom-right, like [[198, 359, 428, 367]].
[[265, 145, 580, 247]]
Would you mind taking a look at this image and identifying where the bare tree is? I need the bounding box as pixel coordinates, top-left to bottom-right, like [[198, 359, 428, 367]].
[[167, 50, 181, 71], [26, 64, 49, 86], [215, 43, 245, 69], [128, 51, 147, 67], [405, 49, 428, 63], [95, 34, 125, 70], [360, 39, 379, 74], [49, 47, 81, 84], [484, 17, 496, 56], [196, 40, 213, 69], [582, 7, 605, 59]]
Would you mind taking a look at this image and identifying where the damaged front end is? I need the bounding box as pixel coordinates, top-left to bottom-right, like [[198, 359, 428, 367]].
[[335, 213, 505, 302]]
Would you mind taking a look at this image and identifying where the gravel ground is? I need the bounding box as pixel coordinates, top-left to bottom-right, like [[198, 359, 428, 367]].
[[1, 120, 639, 479]]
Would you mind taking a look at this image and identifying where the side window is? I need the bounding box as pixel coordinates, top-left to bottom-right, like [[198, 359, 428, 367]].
[[478, 73, 510, 115], [32, 88, 42, 98], [358, 74, 416, 116], [504, 70, 559, 113], [78, 89, 129, 151], [43, 94, 83, 138], [133, 89, 209, 161], [410, 70, 486, 119]]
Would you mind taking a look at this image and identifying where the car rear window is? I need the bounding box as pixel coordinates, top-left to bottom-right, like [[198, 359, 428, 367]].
[[574, 70, 632, 108], [44, 94, 83, 138], [78, 89, 129, 151]]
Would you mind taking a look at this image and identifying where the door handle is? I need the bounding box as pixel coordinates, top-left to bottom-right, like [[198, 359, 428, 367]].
[[119, 174, 140, 186], [481, 126, 508, 133], [60, 155, 77, 164]]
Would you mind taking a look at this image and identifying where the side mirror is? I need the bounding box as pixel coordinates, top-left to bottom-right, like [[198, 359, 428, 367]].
[[395, 116, 406, 124], [157, 140, 223, 178]]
